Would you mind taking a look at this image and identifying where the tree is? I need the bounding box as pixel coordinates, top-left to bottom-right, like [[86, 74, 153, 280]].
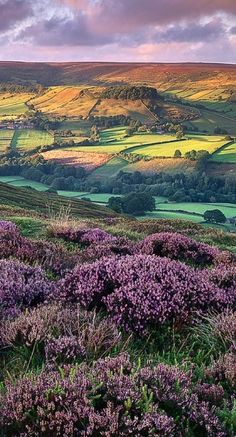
[[121, 192, 155, 215], [176, 131, 183, 140], [203, 209, 226, 224], [108, 196, 122, 213], [174, 149, 182, 158]]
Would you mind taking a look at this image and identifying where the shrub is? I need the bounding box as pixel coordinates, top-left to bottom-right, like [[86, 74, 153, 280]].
[[136, 232, 223, 266], [0, 220, 79, 275], [0, 303, 121, 361], [0, 354, 225, 436], [0, 260, 55, 320], [59, 255, 231, 333]]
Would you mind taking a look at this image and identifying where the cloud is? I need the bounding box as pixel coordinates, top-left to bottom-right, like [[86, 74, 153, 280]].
[[0, 0, 235, 62], [0, 0, 33, 31], [155, 19, 226, 44]]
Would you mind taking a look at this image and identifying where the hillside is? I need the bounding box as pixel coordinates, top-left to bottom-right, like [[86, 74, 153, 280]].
[[0, 209, 235, 435], [0, 182, 117, 219]]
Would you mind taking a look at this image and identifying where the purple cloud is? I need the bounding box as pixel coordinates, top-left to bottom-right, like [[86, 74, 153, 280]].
[[0, 0, 235, 62], [0, 0, 33, 31]]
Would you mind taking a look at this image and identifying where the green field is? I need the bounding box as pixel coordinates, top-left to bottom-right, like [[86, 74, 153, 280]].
[[125, 136, 228, 158], [156, 201, 236, 218], [0, 129, 14, 152], [7, 179, 50, 192], [11, 129, 54, 150], [0, 93, 33, 120], [88, 157, 128, 179], [211, 142, 236, 163]]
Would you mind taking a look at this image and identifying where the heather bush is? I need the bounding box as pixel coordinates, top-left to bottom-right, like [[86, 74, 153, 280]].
[[59, 254, 234, 333], [0, 260, 55, 320], [136, 232, 229, 266], [45, 335, 86, 364], [0, 220, 79, 275], [0, 354, 226, 436], [79, 237, 134, 262], [50, 225, 116, 246], [126, 218, 202, 235], [0, 303, 121, 361], [206, 353, 236, 389]]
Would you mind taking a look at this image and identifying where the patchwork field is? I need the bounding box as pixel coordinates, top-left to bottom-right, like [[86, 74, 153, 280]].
[[42, 149, 111, 170], [125, 136, 229, 157], [0, 93, 33, 120], [93, 98, 157, 122], [55, 120, 91, 143], [11, 129, 54, 150], [0, 129, 14, 152], [31, 86, 98, 118], [211, 141, 236, 163]]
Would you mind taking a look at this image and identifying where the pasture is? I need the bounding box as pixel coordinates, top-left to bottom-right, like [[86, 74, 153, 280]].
[[125, 136, 228, 157], [88, 157, 128, 179], [11, 129, 54, 150], [0, 129, 14, 152], [31, 86, 97, 118], [211, 142, 236, 163], [0, 93, 33, 120]]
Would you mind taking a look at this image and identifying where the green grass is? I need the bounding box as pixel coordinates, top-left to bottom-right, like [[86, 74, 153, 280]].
[[7, 179, 50, 191], [57, 190, 89, 198], [78, 193, 121, 203], [156, 202, 236, 218], [211, 142, 236, 163], [140, 211, 204, 223], [11, 129, 54, 150], [126, 136, 228, 158], [183, 109, 236, 135], [88, 157, 128, 179], [0, 175, 25, 183], [0, 129, 14, 152]]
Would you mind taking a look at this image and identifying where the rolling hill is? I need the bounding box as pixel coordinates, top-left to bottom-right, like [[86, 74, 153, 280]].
[[0, 182, 117, 219]]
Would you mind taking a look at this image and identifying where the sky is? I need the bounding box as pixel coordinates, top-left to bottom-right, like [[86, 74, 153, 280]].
[[0, 0, 236, 63]]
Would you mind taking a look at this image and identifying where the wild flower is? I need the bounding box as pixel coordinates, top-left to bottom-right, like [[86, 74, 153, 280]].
[[0, 354, 226, 436]]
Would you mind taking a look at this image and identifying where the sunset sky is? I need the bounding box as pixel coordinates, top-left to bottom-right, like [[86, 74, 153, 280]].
[[0, 0, 236, 63]]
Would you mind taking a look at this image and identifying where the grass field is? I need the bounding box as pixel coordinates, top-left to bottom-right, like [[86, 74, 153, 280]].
[[156, 201, 236, 218], [55, 119, 91, 143], [88, 157, 128, 179], [211, 142, 236, 163], [0, 129, 14, 152], [11, 129, 54, 150], [7, 179, 50, 192], [31, 86, 97, 118], [125, 136, 229, 157], [0, 93, 33, 120]]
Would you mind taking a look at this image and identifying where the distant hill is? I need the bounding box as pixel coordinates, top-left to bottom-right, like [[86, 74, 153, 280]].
[[0, 61, 235, 90]]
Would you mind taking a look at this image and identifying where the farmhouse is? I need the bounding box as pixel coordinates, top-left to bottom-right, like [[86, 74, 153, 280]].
[[0, 120, 34, 130]]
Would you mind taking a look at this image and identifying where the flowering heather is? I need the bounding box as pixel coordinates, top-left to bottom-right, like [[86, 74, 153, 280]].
[[0, 260, 55, 320], [0, 220, 20, 239], [59, 254, 232, 333], [79, 236, 134, 262], [45, 335, 86, 364], [136, 232, 225, 266], [51, 225, 116, 246], [0, 220, 79, 275], [206, 353, 236, 388], [0, 303, 121, 360], [0, 354, 226, 436]]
